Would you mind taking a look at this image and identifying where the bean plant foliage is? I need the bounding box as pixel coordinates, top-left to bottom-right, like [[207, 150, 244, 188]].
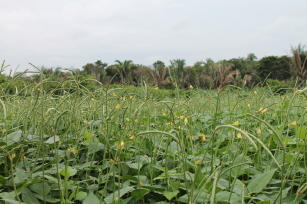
[[0, 82, 306, 204]]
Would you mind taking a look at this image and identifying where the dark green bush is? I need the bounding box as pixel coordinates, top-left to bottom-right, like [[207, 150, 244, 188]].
[[266, 79, 289, 95]]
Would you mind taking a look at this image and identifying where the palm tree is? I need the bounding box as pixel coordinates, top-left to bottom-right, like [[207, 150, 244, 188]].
[[169, 59, 185, 87], [82, 60, 107, 82], [114, 60, 135, 84], [151, 60, 168, 87]]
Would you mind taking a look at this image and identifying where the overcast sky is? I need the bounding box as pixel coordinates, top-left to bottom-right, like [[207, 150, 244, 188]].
[[0, 0, 306, 72]]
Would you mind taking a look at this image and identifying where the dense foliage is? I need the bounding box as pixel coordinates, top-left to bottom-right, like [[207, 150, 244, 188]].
[[0, 46, 306, 94], [0, 85, 306, 203]]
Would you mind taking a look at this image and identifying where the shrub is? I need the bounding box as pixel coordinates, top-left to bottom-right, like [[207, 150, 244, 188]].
[[266, 79, 289, 95], [158, 79, 175, 89]]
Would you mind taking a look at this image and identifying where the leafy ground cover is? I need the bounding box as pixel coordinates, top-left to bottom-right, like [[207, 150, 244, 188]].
[[0, 85, 306, 203]]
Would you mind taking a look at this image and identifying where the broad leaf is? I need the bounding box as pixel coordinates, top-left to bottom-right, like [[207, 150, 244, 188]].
[[247, 169, 276, 193], [88, 142, 104, 154], [163, 190, 179, 200], [14, 168, 29, 184], [22, 188, 40, 204], [104, 186, 134, 204], [5, 130, 22, 145], [83, 192, 100, 204], [76, 191, 87, 201], [45, 135, 60, 144], [30, 182, 51, 196], [60, 166, 77, 178], [131, 188, 150, 198], [216, 191, 241, 204]]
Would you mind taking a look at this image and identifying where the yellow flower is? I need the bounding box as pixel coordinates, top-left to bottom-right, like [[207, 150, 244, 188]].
[[247, 104, 251, 108], [154, 87, 159, 90], [114, 104, 121, 110], [254, 91, 257, 95], [198, 133, 206, 142], [184, 117, 188, 125], [236, 133, 242, 139], [194, 159, 202, 165], [117, 140, 125, 149], [129, 135, 135, 140], [179, 115, 185, 120], [67, 147, 77, 155], [289, 121, 297, 127], [200, 135, 206, 142], [256, 129, 262, 135], [178, 116, 188, 124], [232, 121, 240, 126], [91, 98, 96, 101], [9, 153, 16, 160], [112, 93, 117, 97], [125, 118, 130, 122], [189, 85, 193, 89], [258, 107, 268, 114], [129, 96, 135, 100]]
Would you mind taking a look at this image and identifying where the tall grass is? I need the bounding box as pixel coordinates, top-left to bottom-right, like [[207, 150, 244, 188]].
[[0, 80, 306, 203]]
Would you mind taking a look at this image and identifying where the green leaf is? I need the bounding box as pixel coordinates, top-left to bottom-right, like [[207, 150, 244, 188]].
[[154, 169, 182, 180], [22, 188, 40, 204], [60, 166, 77, 178], [104, 186, 134, 204], [14, 168, 29, 184], [88, 142, 104, 154], [30, 182, 51, 196], [5, 130, 22, 145], [0, 192, 22, 204], [247, 169, 276, 194], [296, 125, 307, 139], [163, 190, 179, 200], [76, 191, 87, 201], [216, 191, 241, 204], [126, 162, 141, 170], [83, 192, 100, 204], [131, 188, 150, 198], [45, 135, 60, 144]]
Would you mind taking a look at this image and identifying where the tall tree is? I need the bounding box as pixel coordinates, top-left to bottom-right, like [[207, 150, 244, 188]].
[[151, 60, 168, 87], [169, 59, 185, 87], [82, 60, 108, 82], [257, 56, 291, 81], [114, 60, 135, 84]]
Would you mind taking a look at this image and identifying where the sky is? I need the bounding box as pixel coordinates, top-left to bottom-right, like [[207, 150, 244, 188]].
[[0, 0, 306, 72]]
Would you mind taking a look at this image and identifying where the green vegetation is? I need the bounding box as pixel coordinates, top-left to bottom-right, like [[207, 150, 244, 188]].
[[0, 45, 306, 203], [0, 83, 306, 203], [0, 45, 306, 93]]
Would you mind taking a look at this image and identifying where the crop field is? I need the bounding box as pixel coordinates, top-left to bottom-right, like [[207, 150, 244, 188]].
[[0, 85, 306, 204]]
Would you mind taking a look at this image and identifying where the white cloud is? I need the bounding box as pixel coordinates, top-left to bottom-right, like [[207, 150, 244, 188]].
[[0, 0, 306, 71]]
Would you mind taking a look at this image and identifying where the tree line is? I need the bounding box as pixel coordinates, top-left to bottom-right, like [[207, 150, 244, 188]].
[[0, 45, 306, 95]]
